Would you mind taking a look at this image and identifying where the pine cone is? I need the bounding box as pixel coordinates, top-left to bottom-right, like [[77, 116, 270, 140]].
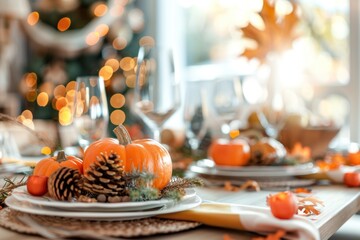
[[249, 138, 286, 166], [80, 152, 128, 202], [48, 167, 81, 201]]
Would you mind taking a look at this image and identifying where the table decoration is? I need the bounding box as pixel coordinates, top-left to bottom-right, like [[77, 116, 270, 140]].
[[158, 202, 320, 240], [0, 208, 201, 238]]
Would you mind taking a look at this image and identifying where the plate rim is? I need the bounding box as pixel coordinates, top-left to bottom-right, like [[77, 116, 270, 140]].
[[5, 195, 202, 220], [12, 186, 196, 211], [190, 159, 319, 177]]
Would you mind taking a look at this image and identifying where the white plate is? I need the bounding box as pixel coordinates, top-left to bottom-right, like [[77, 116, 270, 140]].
[[12, 186, 196, 212], [190, 159, 319, 178], [5, 194, 202, 220]]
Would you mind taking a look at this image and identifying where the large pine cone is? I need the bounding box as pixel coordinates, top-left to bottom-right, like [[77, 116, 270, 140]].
[[47, 167, 81, 201], [80, 152, 128, 202]]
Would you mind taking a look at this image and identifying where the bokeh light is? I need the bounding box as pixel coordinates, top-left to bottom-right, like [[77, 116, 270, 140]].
[[119, 57, 136, 71], [37, 92, 49, 106], [59, 107, 72, 126], [99, 65, 114, 80], [27, 12, 39, 26], [55, 97, 68, 110], [112, 37, 127, 50], [93, 3, 108, 17], [86, 32, 100, 46], [105, 58, 120, 72], [110, 109, 126, 125], [95, 24, 109, 37], [139, 36, 155, 46], [57, 17, 71, 32], [110, 93, 125, 108], [54, 85, 66, 99]]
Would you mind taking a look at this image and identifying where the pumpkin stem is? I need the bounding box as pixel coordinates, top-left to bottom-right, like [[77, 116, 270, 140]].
[[56, 150, 67, 162], [113, 125, 132, 145]]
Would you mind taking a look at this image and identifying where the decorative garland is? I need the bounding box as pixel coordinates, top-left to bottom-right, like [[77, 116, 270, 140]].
[[20, 0, 127, 58]]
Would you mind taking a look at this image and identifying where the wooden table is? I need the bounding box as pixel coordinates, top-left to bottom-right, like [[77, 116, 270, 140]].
[[0, 182, 359, 240]]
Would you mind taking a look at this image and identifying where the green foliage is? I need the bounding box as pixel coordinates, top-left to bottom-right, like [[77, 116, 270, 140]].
[[0, 176, 27, 207]]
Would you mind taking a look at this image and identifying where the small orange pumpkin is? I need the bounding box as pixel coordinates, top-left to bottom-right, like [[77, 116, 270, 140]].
[[83, 125, 172, 190], [33, 151, 83, 177], [208, 138, 250, 166]]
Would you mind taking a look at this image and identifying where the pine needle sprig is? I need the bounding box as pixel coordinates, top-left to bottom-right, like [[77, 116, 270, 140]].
[[0, 176, 27, 207], [160, 177, 204, 201]]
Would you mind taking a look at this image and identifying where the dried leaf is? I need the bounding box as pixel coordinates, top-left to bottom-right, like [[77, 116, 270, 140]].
[[297, 196, 324, 216], [240, 0, 300, 62], [252, 230, 286, 240]]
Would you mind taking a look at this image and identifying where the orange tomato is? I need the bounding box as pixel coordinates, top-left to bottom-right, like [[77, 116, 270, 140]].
[[26, 175, 48, 196], [344, 172, 360, 187], [208, 138, 250, 166], [267, 191, 298, 219], [348, 152, 360, 166]]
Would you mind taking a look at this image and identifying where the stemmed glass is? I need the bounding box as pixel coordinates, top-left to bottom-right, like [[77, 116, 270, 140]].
[[183, 81, 210, 155], [72, 76, 109, 150], [133, 45, 180, 142], [212, 77, 243, 135]]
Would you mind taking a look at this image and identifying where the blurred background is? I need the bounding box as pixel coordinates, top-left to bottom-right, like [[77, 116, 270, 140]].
[[0, 0, 356, 157]]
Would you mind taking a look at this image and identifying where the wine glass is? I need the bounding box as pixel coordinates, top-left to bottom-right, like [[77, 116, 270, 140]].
[[183, 81, 210, 155], [133, 45, 180, 142], [262, 91, 287, 139], [212, 77, 244, 135], [72, 76, 109, 150]]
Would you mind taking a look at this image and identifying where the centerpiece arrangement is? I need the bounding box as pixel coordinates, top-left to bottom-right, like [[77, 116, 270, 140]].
[[15, 125, 203, 205]]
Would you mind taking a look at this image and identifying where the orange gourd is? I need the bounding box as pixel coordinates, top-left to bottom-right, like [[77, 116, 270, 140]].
[[83, 125, 172, 190], [208, 138, 250, 166], [33, 151, 83, 177]]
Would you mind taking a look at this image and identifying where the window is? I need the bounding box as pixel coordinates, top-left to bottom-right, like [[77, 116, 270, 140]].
[[155, 0, 358, 146]]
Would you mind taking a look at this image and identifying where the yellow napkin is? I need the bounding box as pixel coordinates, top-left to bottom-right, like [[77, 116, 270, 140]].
[[158, 203, 320, 240]]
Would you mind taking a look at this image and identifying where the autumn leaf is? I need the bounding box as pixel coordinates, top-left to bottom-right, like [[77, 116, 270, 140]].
[[240, 0, 300, 62], [297, 196, 324, 216]]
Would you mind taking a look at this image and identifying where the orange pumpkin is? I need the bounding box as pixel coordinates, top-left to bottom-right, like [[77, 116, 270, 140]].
[[33, 151, 83, 177], [83, 125, 172, 190], [208, 138, 250, 166]]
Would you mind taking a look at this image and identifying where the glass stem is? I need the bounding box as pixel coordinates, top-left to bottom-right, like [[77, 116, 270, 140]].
[[152, 127, 161, 143]]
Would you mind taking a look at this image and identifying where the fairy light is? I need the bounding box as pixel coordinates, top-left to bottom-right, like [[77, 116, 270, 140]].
[[41, 146, 52, 155], [105, 58, 120, 72], [55, 97, 68, 110], [25, 72, 37, 88], [59, 107, 72, 126], [95, 24, 109, 37], [86, 32, 100, 46], [66, 89, 76, 103], [27, 12, 39, 26], [99, 65, 113, 81], [57, 17, 71, 32], [26, 91, 37, 102], [139, 36, 155, 46], [110, 93, 125, 108], [54, 85, 66, 99], [110, 109, 126, 125], [21, 110, 33, 120], [66, 81, 76, 91], [119, 57, 136, 71], [37, 92, 49, 106], [93, 3, 108, 17], [112, 37, 127, 50], [125, 75, 136, 88]]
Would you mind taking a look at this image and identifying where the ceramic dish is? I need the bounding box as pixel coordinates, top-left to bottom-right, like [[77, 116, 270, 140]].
[[12, 186, 196, 212], [5, 194, 202, 220]]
